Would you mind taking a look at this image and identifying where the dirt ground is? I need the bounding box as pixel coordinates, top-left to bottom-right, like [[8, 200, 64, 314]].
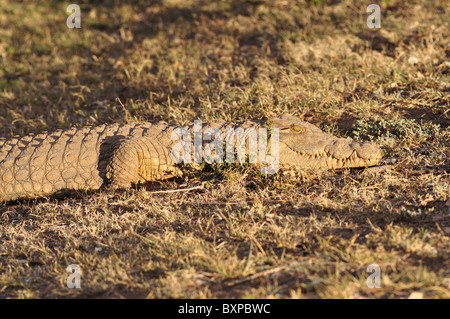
[[0, 0, 448, 298]]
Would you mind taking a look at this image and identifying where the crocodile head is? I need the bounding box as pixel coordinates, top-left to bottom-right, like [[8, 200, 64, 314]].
[[269, 114, 382, 169]]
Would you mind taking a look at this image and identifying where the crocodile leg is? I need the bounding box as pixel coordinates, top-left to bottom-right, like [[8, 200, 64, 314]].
[[106, 136, 182, 188]]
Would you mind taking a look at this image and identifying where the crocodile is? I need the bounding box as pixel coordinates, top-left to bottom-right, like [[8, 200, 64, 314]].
[[0, 114, 382, 202]]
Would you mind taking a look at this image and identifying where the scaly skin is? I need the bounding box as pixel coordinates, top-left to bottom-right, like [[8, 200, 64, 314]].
[[0, 115, 382, 201]]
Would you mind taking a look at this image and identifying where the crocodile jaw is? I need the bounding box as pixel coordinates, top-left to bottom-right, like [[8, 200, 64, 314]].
[[278, 142, 383, 169], [270, 115, 383, 169]]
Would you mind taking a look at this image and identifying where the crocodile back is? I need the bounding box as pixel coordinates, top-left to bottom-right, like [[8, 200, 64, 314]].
[[0, 123, 155, 201]]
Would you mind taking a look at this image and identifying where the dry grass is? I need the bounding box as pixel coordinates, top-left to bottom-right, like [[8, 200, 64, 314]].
[[0, 0, 449, 298]]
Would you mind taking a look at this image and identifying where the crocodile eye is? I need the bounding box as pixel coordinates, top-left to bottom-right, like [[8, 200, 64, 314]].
[[292, 125, 305, 132]]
